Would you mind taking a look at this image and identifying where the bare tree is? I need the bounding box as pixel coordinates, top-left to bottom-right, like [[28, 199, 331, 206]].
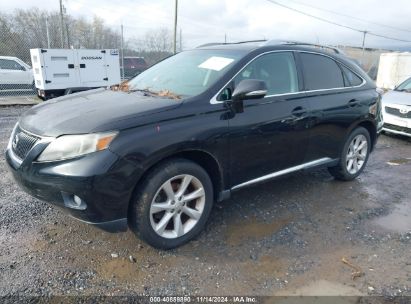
[[1, 9, 173, 68], [127, 28, 173, 66], [0, 8, 121, 64]]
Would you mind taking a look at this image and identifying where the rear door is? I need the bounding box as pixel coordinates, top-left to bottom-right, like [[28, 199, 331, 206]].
[[225, 51, 312, 188], [297, 52, 367, 161]]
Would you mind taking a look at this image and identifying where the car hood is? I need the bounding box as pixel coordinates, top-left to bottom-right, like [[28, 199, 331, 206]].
[[19, 88, 183, 137], [382, 90, 411, 106]]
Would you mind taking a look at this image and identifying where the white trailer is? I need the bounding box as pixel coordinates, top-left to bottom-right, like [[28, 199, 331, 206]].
[[30, 48, 121, 100], [376, 52, 411, 89]]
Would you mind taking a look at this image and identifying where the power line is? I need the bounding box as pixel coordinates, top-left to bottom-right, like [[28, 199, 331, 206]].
[[264, 0, 411, 43], [286, 0, 411, 34]]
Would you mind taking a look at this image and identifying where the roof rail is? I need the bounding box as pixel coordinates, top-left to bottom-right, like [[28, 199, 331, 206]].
[[196, 40, 267, 48], [265, 40, 342, 54], [196, 39, 343, 55]]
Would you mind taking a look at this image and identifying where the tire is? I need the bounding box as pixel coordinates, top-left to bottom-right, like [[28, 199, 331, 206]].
[[328, 127, 371, 181], [129, 159, 214, 249]]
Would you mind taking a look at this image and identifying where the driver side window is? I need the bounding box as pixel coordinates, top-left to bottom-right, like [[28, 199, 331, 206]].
[[0, 59, 24, 71], [219, 52, 299, 101]]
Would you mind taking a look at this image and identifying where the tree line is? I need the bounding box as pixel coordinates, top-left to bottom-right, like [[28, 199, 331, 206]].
[[0, 8, 174, 66]]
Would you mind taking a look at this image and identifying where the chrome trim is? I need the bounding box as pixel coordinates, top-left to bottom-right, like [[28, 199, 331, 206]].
[[231, 157, 333, 190], [6, 123, 18, 151], [245, 89, 267, 97], [7, 124, 54, 168], [7, 147, 23, 166], [18, 125, 54, 141], [210, 50, 366, 104]]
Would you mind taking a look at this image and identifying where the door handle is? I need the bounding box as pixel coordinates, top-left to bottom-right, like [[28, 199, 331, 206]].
[[348, 99, 358, 107], [291, 106, 307, 117]]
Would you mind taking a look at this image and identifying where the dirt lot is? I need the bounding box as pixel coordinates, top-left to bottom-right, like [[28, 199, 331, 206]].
[[0, 106, 410, 298]]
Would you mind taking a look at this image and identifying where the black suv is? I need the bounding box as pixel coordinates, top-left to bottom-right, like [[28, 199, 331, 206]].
[[6, 41, 382, 249]]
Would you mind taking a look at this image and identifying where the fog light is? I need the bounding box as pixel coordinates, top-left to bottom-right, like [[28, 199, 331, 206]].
[[73, 195, 82, 206], [62, 192, 87, 210]]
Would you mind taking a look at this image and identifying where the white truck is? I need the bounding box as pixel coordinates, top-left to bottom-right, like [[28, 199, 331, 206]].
[[0, 56, 34, 90], [376, 52, 411, 90], [30, 48, 121, 100]]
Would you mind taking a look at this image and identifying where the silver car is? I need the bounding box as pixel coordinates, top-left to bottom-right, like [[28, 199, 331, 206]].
[[382, 77, 411, 137]]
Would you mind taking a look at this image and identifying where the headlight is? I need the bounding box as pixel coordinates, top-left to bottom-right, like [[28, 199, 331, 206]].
[[37, 131, 118, 162]]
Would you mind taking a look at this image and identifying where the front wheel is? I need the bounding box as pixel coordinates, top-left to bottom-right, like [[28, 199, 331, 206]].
[[328, 127, 371, 181], [129, 159, 214, 249]]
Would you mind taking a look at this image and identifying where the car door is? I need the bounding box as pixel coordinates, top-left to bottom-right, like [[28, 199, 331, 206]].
[[297, 52, 369, 161], [0, 59, 27, 85], [220, 51, 311, 188]]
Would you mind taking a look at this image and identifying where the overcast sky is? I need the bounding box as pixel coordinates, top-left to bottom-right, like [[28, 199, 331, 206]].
[[3, 0, 411, 49]]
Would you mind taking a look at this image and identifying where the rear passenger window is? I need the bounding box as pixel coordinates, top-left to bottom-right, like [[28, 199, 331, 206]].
[[341, 65, 363, 86], [300, 53, 344, 90]]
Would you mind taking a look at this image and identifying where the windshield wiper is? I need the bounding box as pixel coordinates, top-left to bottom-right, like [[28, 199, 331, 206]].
[[128, 88, 159, 95], [129, 88, 181, 100]]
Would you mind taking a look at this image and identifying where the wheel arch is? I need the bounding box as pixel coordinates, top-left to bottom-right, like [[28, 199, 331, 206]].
[[127, 149, 227, 218], [353, 120, 377, 151]]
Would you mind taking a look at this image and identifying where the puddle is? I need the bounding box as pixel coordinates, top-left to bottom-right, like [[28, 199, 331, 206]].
[[244, 255, 286, 275], [226, 217, 291, 246], [277, 280, 364, 297], [97, 258, 144, 281], [386, 158, 410, 166], [373, 200, 411, 233]]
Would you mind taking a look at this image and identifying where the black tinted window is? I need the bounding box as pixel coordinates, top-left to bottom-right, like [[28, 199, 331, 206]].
[[300, 53, 344, 90], [341, 65, 363, 86], [233, 52, 299, 95], [0, 59, 24, 70]]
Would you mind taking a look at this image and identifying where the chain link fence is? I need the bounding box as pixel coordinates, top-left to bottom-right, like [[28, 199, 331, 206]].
[[0, 9, 175, 100], [0, 29, 37, 98], [0, 8, 394, 100]]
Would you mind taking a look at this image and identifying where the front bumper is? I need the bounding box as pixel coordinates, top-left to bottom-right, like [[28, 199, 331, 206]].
[[5, 147, 134, 232], [382, 105, 411, 137], [383, 124, 411, 137]]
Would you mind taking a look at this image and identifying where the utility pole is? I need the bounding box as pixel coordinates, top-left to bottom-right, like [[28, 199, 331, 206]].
[[361, 30, 368, 65], [173, 0, 178, 54], [120, 24, 125, 80], [179, 28, 182, 52], [45, 18, 50, 48], [224, 33, 227, 43], [66, 22, 71, 48], [59, 0, 65, 48]]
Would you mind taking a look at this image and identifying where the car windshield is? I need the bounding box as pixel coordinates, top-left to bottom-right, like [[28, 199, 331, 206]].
[[127, 49, 246, 98], [395, 77, 411, 92]]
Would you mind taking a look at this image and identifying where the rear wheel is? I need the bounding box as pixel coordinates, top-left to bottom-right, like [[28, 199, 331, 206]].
[[328, 127, 371, 181], [129, 159, 213, 249]]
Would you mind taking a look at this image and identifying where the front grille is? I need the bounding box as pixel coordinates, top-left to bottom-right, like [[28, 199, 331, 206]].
[[11, 126, 41, 160], [385, 106, 411, 119], [383, 123, 411, 134]]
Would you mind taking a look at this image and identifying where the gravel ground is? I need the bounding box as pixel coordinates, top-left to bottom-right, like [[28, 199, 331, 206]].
[[0, 105, 410, 298]]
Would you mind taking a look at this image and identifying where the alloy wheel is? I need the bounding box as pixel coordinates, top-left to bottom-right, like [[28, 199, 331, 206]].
[[346, 134, 368, 174], [149, 174, 206, 239]]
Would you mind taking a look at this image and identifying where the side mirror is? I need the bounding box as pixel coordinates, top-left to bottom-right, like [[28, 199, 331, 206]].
[[232, 79, 267, 101]]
